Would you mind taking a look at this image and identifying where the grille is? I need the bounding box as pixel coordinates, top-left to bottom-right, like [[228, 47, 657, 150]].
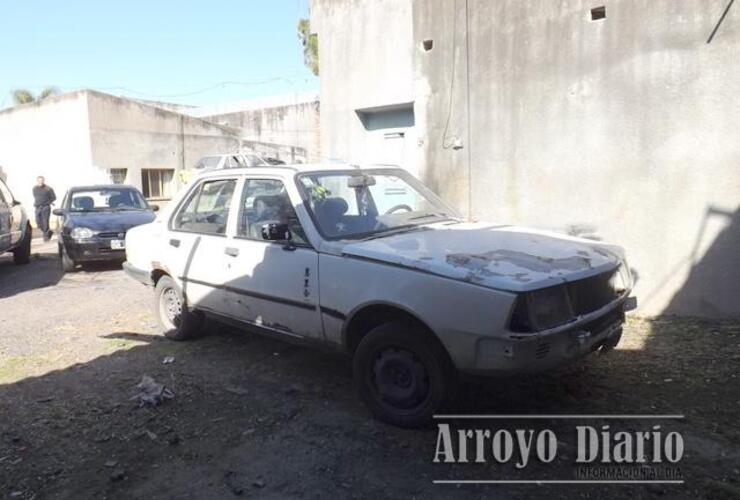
[[509, 268, 621, 333], [566, 269, 619, 316], [97, 231, 126, 239]]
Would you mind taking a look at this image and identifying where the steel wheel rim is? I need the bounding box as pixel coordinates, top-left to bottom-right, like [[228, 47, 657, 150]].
[[160, 287, 182, 328], [371, 347, 430, 411]]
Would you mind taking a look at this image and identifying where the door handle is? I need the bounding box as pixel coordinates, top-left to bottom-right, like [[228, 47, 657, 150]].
[[224, 247, 239, 257], [169, 238, 181, 248]]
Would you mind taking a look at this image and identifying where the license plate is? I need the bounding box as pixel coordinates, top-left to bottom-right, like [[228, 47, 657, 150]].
[[110, 239, 125, 250]]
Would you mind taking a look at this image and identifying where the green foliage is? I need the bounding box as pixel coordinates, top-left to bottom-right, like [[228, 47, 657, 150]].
[[11, 86, 60, 106], [297, 18, 319, 76]]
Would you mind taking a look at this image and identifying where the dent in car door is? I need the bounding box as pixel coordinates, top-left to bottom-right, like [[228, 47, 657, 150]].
[[220, 178, 321, 339]]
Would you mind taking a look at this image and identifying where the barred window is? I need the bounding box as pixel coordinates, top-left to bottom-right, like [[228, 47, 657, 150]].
[[108, 168, 127, 184]]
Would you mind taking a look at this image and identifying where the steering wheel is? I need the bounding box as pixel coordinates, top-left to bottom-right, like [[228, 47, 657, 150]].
[[384, 204, 413, 215]]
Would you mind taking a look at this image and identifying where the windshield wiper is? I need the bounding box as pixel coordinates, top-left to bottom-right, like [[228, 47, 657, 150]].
[[358, 224, 431, 241], [407, 212, 461, 222]]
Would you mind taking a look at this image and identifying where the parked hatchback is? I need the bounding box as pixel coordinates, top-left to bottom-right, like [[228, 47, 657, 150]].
[[54, 185, 157, 272], [0, 177, 32, 265], [123, 164, 635, 427]]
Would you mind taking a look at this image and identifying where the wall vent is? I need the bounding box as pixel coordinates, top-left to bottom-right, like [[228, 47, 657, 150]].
[[591, 6, 606, 21]]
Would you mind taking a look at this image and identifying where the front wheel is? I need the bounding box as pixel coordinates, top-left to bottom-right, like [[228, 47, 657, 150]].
[[59, 243, 76, 272], [154, 275, 203, 340], [12, 223, 32, 265], [353, 321, 457, 428]]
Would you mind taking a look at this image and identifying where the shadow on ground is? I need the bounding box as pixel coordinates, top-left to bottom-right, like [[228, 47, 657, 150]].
[[1, 317, 738, 500]]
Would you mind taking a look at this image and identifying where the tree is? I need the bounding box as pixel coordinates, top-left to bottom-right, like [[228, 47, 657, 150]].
[[297, 18, 319, 76], [11, 87, 60, 106]]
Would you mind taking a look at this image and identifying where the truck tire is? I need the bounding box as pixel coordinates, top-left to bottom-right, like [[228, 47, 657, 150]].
[[12, 223, 32, 265], [154, 275, 203, 340], [59, 244, 76, 272], [353, 321, 457, 428]]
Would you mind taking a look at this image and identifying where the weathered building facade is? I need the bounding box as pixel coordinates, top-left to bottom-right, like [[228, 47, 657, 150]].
[[0, 90, 322, 213], [187, 93, 321, 163], [311, 0, 740, 318], [0, 90, 240, 211]]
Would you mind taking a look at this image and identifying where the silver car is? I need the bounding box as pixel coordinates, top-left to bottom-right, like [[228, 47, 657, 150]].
[[0, 177, 32, 265]]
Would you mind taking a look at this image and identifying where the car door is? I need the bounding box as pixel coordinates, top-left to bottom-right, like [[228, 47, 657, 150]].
[[0, 180, 11, 251], [219, 177, 322, 339], [167, 176, 239, 313]]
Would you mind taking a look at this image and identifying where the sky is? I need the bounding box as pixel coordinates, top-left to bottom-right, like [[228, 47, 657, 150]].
[[0, 0, 317, 108]]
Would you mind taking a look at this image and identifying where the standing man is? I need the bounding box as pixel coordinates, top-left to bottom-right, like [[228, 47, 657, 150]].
[[32, 176, 56, 241]]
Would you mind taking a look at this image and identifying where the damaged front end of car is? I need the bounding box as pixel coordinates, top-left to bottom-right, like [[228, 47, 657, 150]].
[[473, 263, 637, 375]]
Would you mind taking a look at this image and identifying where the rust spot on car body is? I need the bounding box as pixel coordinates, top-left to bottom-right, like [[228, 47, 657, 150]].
[[446, 249, 595, 282]]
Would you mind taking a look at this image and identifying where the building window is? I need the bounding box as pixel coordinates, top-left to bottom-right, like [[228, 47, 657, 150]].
[[141, 169, 175, 199], [108, 168, 127, 184]]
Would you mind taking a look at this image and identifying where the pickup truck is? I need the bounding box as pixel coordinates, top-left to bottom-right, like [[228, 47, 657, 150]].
[[123, 164, 635, 427]]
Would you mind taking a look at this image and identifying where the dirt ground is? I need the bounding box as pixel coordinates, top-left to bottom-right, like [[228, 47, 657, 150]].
[[1, 240, 738, 500]]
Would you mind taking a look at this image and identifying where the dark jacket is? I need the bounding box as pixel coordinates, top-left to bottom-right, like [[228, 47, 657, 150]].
[[33, 185, 56, 207]]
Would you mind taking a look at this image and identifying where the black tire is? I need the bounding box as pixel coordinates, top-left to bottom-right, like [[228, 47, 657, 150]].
[[59, 243, 76, 273], [12, 223, 32, 265], [154, 275, 203, 341], [353, 321, 457, 428]]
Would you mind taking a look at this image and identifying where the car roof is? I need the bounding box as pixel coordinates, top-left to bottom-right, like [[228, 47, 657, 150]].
[[68, 184, 140, 191], [197, 163, 404, 179]]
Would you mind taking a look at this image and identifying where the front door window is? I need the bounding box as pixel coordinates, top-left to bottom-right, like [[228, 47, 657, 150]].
[[237, 179, 308, 245]]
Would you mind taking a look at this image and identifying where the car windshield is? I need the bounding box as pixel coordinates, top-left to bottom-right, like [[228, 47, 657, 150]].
[[296, 169, 461, 239], [69, 188, 148, 212]]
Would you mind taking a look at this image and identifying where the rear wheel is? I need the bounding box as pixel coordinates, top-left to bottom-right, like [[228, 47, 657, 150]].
[[12, 223, 32, 265], [154, 275, 203, 340], [59, 243, 76, 272], [353, 321, 457, 428]]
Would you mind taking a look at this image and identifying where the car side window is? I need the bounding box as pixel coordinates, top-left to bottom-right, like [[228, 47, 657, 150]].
[[238, 179, 307, 245], [173, 179, 236, 235]]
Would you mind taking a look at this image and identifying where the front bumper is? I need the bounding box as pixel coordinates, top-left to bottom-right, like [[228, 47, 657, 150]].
[[123, 261, 153, 286], [468, 296, 634, 375], [64, 237, 126, 262]]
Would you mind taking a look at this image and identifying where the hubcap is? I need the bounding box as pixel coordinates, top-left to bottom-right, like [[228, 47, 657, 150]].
[[161, 288, 182, 327], [372, 348, 429, 410]]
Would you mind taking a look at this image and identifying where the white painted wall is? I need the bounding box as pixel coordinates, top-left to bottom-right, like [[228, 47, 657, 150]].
[[0, 92, 98, 217]]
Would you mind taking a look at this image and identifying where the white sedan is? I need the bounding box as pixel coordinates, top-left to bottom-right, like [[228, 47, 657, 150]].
[[123, 164, 635, 427]]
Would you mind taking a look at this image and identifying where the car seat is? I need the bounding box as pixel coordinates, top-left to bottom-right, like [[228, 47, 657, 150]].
[[73, 196, 94, 210], [315, 197, 349, 235]]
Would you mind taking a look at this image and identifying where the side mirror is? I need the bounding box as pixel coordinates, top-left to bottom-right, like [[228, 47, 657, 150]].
[[12, 200, 21, 207], [261, 222, 291, 242], [150, 204, 160, 212], [52, 208, 65, 216]]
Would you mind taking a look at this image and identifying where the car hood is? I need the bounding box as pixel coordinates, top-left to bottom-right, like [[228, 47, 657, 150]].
[[65, 210, 157, 232], [339, 222, 624, 292]]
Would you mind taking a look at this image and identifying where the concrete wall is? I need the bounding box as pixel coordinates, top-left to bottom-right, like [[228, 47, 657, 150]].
[[189, 94, 321, 162], [311, 0, 417, 170], [313, 0, 740, 318], [87, 91, 240, 198], [0, 92, 96, 215], [0, 90, 242, 215]]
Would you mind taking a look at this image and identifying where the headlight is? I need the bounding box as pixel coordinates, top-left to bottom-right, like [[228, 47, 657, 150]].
[[527, 286, 575, 330], [70, 227, 94, 240], [510, 285, 575, 333], [609, 264, 630, 294]]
